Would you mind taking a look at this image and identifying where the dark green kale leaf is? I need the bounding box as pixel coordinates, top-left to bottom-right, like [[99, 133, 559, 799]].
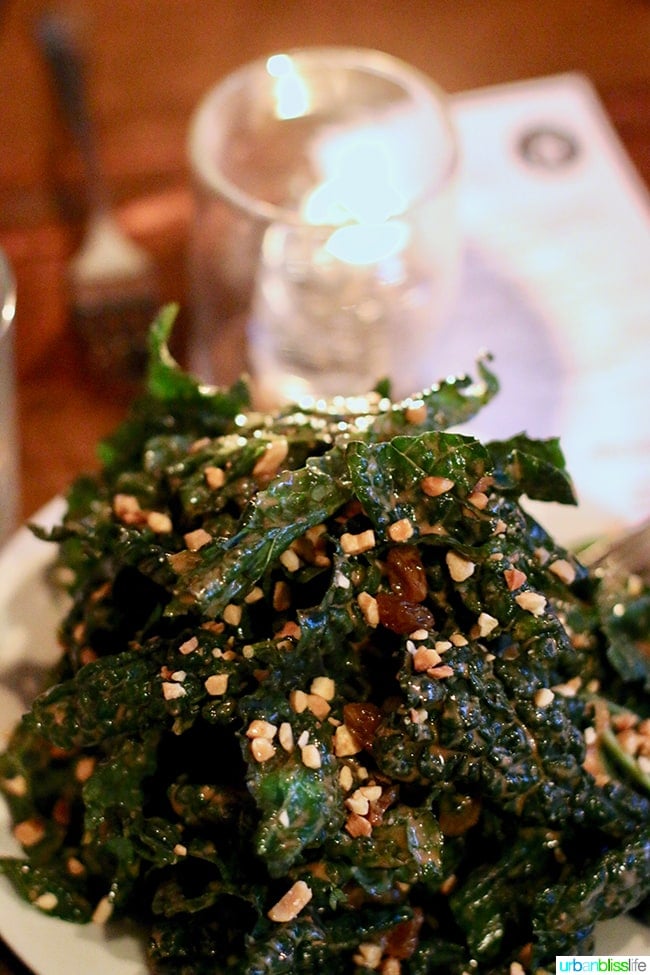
[[532, 828, 650, 963], [97, 304, 249, 477], [487, 433, 577, 504], [167, 447, 353, 618], [367, 355, 499, 439], [244, 725, 344, 877]]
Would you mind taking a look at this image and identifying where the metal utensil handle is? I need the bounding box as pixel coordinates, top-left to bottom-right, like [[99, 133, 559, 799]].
[[35, 13, 109, 213]]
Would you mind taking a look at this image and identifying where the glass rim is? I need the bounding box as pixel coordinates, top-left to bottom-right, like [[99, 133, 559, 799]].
[[187, 45, 459, 227], [0, 248, 16, 340]]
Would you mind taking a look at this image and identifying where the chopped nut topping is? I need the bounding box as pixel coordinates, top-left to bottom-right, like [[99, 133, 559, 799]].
[[162, 681, 187, 701], [251, 738, 276, 763], [549, 558, 577, 585], [179, 635, 199, 655], [280, 549, 302, 572], [290, 689, 309, 714], [354, 943, 383, 969], [410, 628, 429, 640], [421, 475, 454, 497], [66, 857, 85, 877], [244, 586, 264, 604], [204, 465, 226, 489], [310, 676, 336, 701], [404, 401, 427, 424], [359, 784, 383, 802], [553, 676, 582, 697], [346, 791, 370, 816], [278, 722, 294, 752], [273, 580, 292, 611], [92, 895, 114, 925], [184, 528, 213, 551], [74, 756, 96, 783], [301, 743, 322, 769], [223, 603, 242, 626], [477, 612, 499, 637], [440, 874, 458, 895], [339, 765, 354, 791], [428, 664, 454, 679], [334, 723, 363, 757], [205, 673, 229, 696], [113, 493, 145, 525], [246, 719, 277, 740], [13, 819, 45, 847], [357, 591, 380, 627], [1, 774, 27, 797], [267, 879, 312, 923], [446, 550, 475, 582], [345, 812, 373, 838], [515, 591, 547, 617], [467, 490, 489, 510], [305, 692, 331, 720], [173, 843, 188, 857], [449, 632, 468, 646], [34, 892, 58, 912], [388, 518, 415, 542], [413, 646, 442, 672], [410, 707, 428, 724], [534, 688, 555, 708], [341, 529, 376, 555], [253, 439, 289, 479], [147, 511, 173, 534], [504, 567, 527, 591]]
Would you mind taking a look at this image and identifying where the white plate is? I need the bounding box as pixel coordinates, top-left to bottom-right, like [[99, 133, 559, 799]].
[[0, 499, 648, 973]]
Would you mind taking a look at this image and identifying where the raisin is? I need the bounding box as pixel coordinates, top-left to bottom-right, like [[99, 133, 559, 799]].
[[385, 545, 428, 603], [438, 793, 482, 836], [367, 784, 399, 826], [385, 909, 424, 958], [343, 702, 383, 752], [376, 592, 435, 634]]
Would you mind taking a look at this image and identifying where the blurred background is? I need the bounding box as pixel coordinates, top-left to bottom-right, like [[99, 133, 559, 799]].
[[0, 0, 649, 519]]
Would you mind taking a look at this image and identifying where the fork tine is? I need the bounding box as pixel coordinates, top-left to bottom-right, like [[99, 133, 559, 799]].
[[581, 517, 650, 579]]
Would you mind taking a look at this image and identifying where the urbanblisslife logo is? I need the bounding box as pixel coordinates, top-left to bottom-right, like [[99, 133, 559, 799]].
[[556, 959, 650, 973]]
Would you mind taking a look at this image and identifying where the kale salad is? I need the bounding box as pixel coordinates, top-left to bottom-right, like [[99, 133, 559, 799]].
[[1, 306, 649, 974]]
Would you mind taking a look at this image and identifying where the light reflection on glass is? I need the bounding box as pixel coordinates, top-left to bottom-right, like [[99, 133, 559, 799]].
[[266, 53, 310, 120]]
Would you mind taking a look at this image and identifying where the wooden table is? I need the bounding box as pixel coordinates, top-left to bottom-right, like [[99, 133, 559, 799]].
[[1, 1, 650, 971]]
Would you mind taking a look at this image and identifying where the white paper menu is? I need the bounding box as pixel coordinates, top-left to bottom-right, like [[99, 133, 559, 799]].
[[433, 72, 650, 544]]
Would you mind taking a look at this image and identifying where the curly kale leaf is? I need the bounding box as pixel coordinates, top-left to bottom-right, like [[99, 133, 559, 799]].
[[532, 828, 650, 964], [367, 354, 499, 439], [97, 304, 249, 476], [0, 859, 94, 923], [244, 725, 344, 877], [167, 447, 353, 618], [449, 828, 560, 963], [22, 646, 180, 749], [487, 434, 577, 504], [346, 432, 490, 537]]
